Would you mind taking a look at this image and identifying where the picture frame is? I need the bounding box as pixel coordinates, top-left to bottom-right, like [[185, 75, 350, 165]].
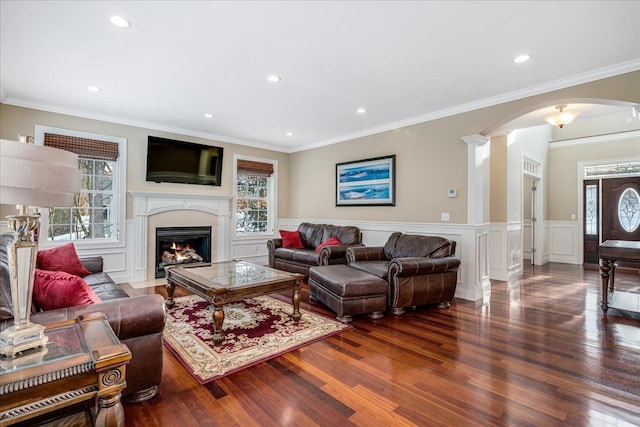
[[336, 155, 396, 206]]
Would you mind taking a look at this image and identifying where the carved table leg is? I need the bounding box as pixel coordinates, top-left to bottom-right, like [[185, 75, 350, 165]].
[[600, 259, 612, 315], [95, 391, 125, 427], [165, 279, 175, 309], [212, 297, 226, 345], [291, 278, 302, 321]]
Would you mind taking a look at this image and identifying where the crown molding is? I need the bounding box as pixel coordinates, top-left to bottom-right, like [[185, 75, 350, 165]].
[[295, 60, 640, 152], [3, 60, 638, 154], [1, 97, 291, 153]]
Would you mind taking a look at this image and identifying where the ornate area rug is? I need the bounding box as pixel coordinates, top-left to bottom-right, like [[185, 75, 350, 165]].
[[163, 294, 350, 384]]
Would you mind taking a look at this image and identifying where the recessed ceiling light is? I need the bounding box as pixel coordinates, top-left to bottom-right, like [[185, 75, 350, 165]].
[[110, 16, 131, 28], [86, 86, 101, 92], [267, 75, 282, 82], [513, 54, 530, 64], [204, 113, 214, 118], [285, 132, 293, 136], [356, 108, 367, 114]]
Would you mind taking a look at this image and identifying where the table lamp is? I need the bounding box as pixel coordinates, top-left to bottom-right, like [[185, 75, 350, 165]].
[[0, 138, 81, 357]]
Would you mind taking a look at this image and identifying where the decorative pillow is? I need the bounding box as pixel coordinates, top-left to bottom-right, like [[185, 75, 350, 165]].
[[280, 230, 304, 249], [33, 269, 101, 311], [36, 243, 91, 277], [315, 237, 342, 253]]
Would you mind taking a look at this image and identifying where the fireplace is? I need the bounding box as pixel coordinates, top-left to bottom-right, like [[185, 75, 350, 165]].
[[155, 226, 211, 278]]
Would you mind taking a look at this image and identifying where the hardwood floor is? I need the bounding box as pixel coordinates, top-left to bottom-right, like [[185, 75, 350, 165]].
[[121, 263, 640, 426]]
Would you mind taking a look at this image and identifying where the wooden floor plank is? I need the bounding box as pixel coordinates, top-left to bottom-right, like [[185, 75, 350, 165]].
[[122, 262, 640, 426]]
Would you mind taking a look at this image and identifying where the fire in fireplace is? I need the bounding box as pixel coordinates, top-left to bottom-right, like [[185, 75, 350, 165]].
[[155, 226, 211, 278]]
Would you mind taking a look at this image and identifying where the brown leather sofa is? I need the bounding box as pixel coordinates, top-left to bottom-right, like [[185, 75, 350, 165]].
[[0, 233, 165, 403], [267, 223, 363, 276], [346, 232, 460, 315]]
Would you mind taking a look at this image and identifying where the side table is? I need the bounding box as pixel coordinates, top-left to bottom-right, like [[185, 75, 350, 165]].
[[0, 312, 131, 426], [599, 239, 640, 315]]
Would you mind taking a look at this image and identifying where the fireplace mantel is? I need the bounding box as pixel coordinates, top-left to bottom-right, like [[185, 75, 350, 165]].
[[130, 191, 232, 282]]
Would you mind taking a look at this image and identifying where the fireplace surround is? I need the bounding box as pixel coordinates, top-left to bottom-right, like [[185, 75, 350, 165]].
[[130, 191, 232, 282]]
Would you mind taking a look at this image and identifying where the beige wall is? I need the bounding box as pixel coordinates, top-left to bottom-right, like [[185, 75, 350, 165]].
[[549, 137, 640, 220], [289, 71, 640, 224], [0, 104, 290, 219], [490, 135, 508, 223]]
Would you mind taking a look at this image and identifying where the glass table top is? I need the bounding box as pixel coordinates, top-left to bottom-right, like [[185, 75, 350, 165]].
[[171, 260, 296, 289], [0, 324, 86, 374]]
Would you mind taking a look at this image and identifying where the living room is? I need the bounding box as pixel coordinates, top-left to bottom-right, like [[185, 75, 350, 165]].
[[1, 1, 640, 425]]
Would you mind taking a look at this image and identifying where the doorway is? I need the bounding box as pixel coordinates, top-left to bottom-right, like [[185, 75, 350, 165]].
[[582, 171, 640, 268]]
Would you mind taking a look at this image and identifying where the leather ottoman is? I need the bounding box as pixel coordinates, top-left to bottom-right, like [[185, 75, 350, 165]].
[[308, 265, 388, 323]]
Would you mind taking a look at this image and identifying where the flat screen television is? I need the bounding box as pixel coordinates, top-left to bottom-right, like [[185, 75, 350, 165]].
[[146, 136, 223, 186]]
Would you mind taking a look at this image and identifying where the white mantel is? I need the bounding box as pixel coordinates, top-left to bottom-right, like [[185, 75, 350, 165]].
[[129, 191, 232, 282]]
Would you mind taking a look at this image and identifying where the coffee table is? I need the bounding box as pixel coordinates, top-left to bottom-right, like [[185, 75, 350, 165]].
[[165, 260, 304, 344]]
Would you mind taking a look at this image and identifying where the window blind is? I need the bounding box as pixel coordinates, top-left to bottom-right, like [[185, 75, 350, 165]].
[[44, 133, 119, 161], [237, 159, 274, 177]]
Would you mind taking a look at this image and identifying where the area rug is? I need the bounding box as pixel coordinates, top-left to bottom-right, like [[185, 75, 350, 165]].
[[163, 294, 350, 384]]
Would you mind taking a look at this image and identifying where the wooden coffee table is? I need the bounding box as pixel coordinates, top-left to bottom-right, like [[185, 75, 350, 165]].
[[165, 260, 304, 344]]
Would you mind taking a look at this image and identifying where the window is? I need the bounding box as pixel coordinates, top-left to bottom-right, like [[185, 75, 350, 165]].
[[35, 126, 126, 246], [234, 157, 276, 234], [618, 188, 640, 233], [585, 184, 598, 235]]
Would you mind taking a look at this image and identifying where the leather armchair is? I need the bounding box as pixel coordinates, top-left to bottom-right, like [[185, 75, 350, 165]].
[[347, 232, 460, 315]]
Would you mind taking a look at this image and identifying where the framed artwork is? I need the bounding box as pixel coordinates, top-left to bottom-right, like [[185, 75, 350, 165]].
[[336, 155, 396, 206]]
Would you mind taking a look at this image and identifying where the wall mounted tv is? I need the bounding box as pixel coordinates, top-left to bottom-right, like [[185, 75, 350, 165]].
[[146, 136, 223, 186]]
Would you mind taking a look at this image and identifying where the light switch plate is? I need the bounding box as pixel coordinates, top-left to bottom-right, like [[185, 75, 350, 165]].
[[448, 189, 457, 198], [441, 212, 450, 222]]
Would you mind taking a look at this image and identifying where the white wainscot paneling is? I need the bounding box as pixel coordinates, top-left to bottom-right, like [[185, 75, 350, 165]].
[[489, 222, 522, 282], [233, 237, 270, 266], [548, 220, 580, 264]]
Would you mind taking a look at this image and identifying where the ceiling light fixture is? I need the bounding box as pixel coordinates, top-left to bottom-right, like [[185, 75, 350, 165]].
[[513, 54, 530, 64], [204, 113, 214, 118], [544, 104, 580, 128], [110, 16, 131, 28], [86, 86, 101, 92], [285, 132, 293, 136], [356, 108, 366, 114], [266, 75, 281, 82]]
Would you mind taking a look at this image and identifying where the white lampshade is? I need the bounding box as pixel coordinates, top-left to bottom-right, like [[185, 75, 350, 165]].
[[544, 105, 581, 128], [0, 139, 81, 207]]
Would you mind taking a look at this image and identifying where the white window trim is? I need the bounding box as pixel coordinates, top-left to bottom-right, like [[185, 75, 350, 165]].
[[233, 154, 277, 238], [34, 125, 127, 250]]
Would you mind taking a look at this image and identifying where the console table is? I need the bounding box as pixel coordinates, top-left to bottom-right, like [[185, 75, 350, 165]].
[[0, 312, 131, 426], [599, 240, 640, 315]]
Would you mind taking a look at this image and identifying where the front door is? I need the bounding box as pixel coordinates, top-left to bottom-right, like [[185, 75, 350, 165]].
[[602, 176, 640, 268]]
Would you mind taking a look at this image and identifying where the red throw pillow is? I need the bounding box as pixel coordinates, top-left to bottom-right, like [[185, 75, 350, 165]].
[[315, 237, 342, 253], [36, 243, 91, 277], [33, 269, 101, 311], [280, 230, 304, 249]]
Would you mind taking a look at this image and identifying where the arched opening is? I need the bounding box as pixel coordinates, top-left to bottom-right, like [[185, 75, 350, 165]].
[[485, 99, 639, 280]]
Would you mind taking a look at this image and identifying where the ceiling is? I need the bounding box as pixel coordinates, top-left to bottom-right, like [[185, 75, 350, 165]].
[[1, 1, 639, 153]]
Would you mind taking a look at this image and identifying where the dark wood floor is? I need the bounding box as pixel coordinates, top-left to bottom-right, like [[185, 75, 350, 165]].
[[121, 263, 640, 426]]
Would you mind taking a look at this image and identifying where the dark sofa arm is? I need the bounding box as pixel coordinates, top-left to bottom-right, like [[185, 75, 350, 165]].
[[346, 246, 386, 263], [30, 294, 166, 341], [80, 256, 104, 274], [319, 244, 364, 265], [389, 256, 461, 277], [266, 238, 283, 268]]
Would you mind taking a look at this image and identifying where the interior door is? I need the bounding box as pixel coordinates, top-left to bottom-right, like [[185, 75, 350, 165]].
[[602, 176, 640, 268]]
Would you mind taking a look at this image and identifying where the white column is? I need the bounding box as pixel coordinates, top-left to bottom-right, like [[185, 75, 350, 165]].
[[460, 134, 491, 302]]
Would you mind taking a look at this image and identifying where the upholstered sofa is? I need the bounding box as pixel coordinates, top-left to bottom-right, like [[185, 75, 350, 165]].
[[267, 223, 363, 276], [346, 232, 460, 315], [0, 233, 165, 403]]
